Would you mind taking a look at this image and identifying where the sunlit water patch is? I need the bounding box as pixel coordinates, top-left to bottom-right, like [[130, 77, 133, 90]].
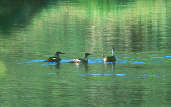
[[80, 73, 127, 77], [79, 73, 157, 79]]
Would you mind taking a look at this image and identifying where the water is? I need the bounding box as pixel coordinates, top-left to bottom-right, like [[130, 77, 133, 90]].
[[0, 0, 171, 107]]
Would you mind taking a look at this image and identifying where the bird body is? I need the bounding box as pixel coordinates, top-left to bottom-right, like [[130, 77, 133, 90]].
[[70, 53, 91, 63], [47, 56, 61, 62], [72, 58, 82, 63], [103, 56, 116, 62], [103, 48, 116, 62], [47, 52, 64, 62]]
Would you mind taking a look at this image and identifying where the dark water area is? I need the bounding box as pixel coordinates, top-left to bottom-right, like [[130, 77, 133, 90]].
[[0, 0, 171, 107]]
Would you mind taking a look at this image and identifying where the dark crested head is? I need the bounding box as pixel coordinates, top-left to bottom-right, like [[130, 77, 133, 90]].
[[85, 53, 91, 56], [56, 52, 65, 55]]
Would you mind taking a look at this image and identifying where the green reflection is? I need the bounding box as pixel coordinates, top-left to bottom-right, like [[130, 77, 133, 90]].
[[0, 0, 169, 57], [0, 61, 6, 76], [0, 0, 171, 107]]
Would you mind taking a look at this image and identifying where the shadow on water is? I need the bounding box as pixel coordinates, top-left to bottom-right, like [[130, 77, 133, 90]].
[[80, 62, 118, 78], [55, 63, 61, 69], [75, 63, 89, 72]]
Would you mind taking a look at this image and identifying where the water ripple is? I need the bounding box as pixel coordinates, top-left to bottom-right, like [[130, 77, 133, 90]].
[[16, 55, 171, 65], [80, 73, 127, 77], [79, 73, 156, 78]]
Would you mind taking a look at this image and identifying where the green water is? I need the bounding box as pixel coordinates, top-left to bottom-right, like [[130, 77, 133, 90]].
[[0, 0, 171, 107]]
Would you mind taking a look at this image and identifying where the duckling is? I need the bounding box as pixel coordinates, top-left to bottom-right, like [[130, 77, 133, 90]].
[[103, 48, 116, 62], [70, 53, 91, 63], [47, 52, 64, 62]]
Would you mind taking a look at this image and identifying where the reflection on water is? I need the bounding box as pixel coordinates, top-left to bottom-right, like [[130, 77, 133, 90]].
[[0, 0, 171, 107]]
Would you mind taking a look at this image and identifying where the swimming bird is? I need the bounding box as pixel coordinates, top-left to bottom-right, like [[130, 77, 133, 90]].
[[47, 52, 64, 62], [70, 53, 91, 63], [103, 48, 116, 62]]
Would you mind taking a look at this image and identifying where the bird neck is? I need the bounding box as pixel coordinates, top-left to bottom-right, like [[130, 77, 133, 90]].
[[112, 48, 114, 56], [82, 57, 88, 63], [83, 55, 89, 62], [84, 55, 88, 58], [102, 54, 105, 58], [56, 54, 60, 58]]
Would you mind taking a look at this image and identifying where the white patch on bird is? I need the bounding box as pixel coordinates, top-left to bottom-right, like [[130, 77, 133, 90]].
[[103, 57, 107, 62], [73, 59, 81, 63]]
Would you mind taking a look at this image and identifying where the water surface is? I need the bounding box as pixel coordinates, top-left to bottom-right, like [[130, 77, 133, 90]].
[[0, 0, 171, 107]]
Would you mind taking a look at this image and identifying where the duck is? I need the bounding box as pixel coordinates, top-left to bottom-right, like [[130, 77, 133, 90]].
[[103, 48, 116, 62], [47, 52, 65, 62], [70, 53, 91, 63]]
